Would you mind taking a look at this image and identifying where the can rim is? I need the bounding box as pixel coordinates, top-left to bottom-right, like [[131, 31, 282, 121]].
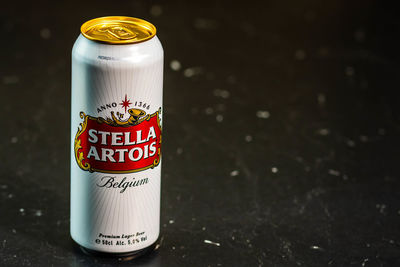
[[80, 16, 156, 44]]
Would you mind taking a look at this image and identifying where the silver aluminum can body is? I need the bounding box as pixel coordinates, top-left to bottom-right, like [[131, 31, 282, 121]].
[[70, 30, 163, 254]]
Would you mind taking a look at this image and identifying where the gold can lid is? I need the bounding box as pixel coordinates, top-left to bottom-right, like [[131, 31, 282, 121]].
[[80, 16, 156, 44]]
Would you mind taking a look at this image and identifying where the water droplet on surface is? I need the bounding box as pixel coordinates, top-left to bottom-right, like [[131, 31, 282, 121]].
[[256, 110, 270, 119], [150, 5, 163, 17], [40, 28, 51, 39], [295, 49, 306, 60], [230, 170, 239, 176], [170, 60, 181, 71]]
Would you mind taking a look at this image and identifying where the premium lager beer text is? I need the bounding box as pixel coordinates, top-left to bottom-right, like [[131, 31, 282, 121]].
[[70, 16, 163, 257]]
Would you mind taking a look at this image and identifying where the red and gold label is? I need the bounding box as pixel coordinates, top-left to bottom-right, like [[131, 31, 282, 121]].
[[74, 108, 161, 173]]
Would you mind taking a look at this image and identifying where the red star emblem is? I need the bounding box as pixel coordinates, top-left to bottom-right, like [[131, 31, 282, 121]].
[[119, 94, 132, 113]]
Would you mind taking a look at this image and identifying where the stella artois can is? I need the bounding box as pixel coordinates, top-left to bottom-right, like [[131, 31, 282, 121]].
[[70, 16, 163, 257]]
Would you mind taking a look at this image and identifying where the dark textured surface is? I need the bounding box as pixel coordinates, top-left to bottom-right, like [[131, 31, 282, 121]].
[[1, 1, 400, 266]]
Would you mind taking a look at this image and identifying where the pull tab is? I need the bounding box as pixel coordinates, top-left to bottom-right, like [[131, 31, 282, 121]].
[[98, 24, 137, 40]]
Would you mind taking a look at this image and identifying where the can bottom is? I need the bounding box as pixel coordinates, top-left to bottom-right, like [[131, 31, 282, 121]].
[[76, 241, 157, 260]]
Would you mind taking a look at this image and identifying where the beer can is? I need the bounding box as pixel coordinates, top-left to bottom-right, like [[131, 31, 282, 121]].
[[70, 16, 163, 257]]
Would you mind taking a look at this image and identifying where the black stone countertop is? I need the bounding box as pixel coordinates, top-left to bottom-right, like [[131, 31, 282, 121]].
[[1, 1, 400, 266]]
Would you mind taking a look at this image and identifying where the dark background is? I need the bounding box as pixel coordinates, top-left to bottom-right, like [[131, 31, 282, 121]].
[[1, 0, 400, 266]]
